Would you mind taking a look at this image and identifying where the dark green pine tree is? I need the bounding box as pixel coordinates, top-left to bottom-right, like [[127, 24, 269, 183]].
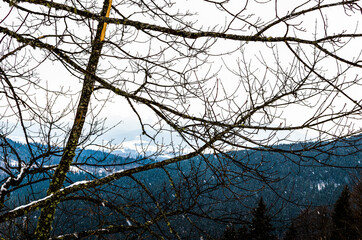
[[283, 222, 297, 240], [220, 224, 237, 240], [331, 185, 359, 240], [237, 225, 250, 239], [249, 197, 276, 240]]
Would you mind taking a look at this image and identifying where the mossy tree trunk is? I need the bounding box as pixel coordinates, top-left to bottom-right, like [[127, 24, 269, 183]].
[[34, 1, 112, 238]]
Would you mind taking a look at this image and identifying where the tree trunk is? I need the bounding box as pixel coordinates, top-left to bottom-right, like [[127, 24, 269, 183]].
[[34, 1, 112, 238]]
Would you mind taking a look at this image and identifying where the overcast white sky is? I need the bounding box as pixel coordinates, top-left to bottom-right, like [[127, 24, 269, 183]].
[[1, 0, 361, 152]]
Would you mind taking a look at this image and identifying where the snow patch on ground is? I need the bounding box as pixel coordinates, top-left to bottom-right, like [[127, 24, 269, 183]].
[[126, 218, 132, 226], [317, 181, 326, 191]]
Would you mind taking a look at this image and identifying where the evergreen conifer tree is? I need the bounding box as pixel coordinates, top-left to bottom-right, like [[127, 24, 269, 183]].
[[249, 197, 276, 240], [331, 185, 359, 240], [283, 222, 297, 240], [220, 224, 237, 240], [351, 177, 362, 238], [237, 225, 250, 239], [283, 206, 331, 240]]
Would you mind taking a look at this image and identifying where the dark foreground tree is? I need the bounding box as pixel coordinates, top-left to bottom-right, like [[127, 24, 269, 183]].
[[283, 206, 331, 240], [0, 0, 361, 239], [351, 176, 362, 237], [220, 224, 238, 240], [250, 197, 276, 240], [220, 224, 249, 240], [331, 185, 359, 240]]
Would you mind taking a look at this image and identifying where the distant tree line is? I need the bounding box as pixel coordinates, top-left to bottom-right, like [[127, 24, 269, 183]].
[[220, 179, 362, 240]]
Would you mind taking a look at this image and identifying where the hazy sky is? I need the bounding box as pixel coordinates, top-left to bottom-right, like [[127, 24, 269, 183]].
[[1, 0, 361, 152]]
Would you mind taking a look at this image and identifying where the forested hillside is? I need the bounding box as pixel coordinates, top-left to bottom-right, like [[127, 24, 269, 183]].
[[1, 135, 361, 238]]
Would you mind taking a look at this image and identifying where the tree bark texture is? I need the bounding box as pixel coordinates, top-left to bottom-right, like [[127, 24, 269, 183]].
[[34, 0, 113, 238]]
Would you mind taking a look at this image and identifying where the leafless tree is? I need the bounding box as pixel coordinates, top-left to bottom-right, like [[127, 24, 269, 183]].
[[0, 0, 361, 239]]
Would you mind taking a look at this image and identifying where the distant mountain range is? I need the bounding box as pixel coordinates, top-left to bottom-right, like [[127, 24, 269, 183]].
[[1, 134, 361, 238]]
